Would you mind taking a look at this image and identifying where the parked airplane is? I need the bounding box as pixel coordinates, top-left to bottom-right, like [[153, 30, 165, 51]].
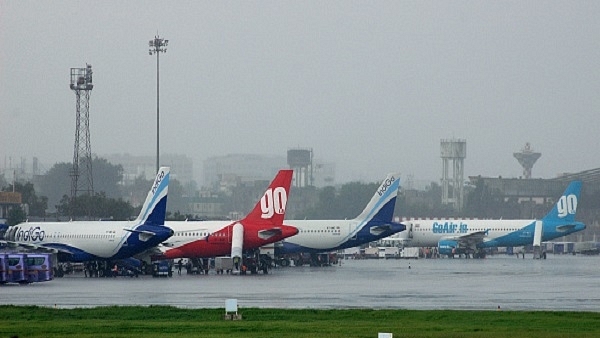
[[396, 180, 586, 258], [272, 172, 405, 264], [152, 169, 298, 262], [0, 167, 174, 263]]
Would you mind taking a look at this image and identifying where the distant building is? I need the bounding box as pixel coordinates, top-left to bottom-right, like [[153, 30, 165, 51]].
[[186, 190, 225, 220], [0, 191, 22, 222], [103, 153, 194, 185], [202, 154, 286, 189]]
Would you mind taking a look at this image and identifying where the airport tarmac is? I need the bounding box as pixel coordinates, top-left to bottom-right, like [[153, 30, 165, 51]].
[[2, 254, 599, 311]]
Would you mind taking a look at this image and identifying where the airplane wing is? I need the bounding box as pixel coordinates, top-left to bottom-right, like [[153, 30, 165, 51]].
[[443, 231, 488, 248], [0, 240, 70, 254]]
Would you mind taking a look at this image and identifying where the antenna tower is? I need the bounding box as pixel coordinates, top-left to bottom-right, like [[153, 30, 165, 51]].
[[69, 64, 94, 200]]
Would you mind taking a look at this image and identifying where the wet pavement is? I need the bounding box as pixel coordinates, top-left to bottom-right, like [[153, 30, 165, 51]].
[[2, 255, 599, 311]]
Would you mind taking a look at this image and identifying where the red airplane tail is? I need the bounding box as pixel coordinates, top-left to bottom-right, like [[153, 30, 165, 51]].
[[241, 169, 293, 226]]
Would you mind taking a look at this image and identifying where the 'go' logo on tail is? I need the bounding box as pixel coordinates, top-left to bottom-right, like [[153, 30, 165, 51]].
[[557, 194, 577, 218], [261, 187, 287, 219]]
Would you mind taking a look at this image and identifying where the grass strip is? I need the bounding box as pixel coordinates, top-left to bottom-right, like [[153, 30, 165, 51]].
[[0, 306, 598, 338]]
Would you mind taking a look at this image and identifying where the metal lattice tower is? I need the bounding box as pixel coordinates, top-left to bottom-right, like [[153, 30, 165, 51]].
[[69, 64, 94, 199], [441, 139, 466, 212]]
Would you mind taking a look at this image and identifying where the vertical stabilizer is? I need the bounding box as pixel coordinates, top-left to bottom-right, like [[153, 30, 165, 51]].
[[541, 181, 581, 223], [354, 173, 401, 224], [241, 169, 293, 226], [134, 167, 170, 226]]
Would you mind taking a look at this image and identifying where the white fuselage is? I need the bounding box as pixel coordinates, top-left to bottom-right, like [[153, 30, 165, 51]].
[[282, 219, 360, 251], [399, 219, 534, 247], [5, 221, 160, 259], [161, 221, 230, 247]]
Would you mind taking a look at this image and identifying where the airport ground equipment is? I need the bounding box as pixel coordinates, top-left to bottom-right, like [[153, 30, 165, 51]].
[[1, 252, 54, 284]]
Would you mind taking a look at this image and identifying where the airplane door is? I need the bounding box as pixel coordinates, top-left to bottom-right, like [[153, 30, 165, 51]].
[[408, 223, 413, 239]]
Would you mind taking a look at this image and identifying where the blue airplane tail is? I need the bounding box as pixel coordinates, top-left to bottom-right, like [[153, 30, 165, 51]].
[[355, 173, 401, 225], [541, 180, 581, 223], [134, 167, 170, 226]]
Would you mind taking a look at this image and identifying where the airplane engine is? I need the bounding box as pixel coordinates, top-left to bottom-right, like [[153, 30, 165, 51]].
[[438, 240, 464, 257], [231, 223, 244, 261]]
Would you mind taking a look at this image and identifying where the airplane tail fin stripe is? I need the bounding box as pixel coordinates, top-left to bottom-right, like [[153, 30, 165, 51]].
[[241, 169, 293, 226], [542, 180, 581, 223], [354, 173, 400, 224], [134, 167, 170, 226]]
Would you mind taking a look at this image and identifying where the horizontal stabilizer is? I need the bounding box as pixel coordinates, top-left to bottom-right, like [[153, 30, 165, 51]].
[[370, 222, 405, 236], [370, 225, 392, 236], [258, 228, 284, 240], [124, 228, 156, 242], [556, 224, 577, 232]]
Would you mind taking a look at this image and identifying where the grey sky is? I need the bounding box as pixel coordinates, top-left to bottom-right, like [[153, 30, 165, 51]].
[[1, 1, 599, 185]]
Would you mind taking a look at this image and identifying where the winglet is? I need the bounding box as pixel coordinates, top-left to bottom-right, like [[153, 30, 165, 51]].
[[542, 180, 581, 223], [241, 169, 293, 226], [354, 173, 401, 223], [134, 167, 170, 226]]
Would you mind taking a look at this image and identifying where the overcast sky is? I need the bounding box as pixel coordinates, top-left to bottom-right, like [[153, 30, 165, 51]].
[[1, 1, 599, 185]]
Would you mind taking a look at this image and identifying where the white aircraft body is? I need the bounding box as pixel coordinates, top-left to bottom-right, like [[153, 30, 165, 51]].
[[0, 167, 174, 262], [395, 181, 586, 257], [273, 173, 405, 256]]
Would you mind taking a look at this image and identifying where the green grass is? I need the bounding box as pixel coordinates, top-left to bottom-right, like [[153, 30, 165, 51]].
[[0, 306, 599, 337]]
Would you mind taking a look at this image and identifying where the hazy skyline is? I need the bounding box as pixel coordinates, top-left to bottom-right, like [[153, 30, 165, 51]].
[[1, 1, 599, 185]]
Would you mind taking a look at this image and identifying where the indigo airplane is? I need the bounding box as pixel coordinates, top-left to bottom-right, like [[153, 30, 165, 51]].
[[0, 167, 173, 262], [150, 169, 298, 262], [272, 172, 405, 264], [395, 180, 586, 258]]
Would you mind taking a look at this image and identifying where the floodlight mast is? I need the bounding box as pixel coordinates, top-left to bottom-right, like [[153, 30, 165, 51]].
[[149, 34, 168, 174]]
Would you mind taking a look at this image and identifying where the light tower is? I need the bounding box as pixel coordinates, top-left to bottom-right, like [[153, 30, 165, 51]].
[[69, 64, 94, 200], [149, 34, 168, 173], [441, 139, 466, 212], [513, 142, 541, 179]]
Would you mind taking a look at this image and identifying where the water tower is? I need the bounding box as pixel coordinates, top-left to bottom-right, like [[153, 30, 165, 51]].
[[287, 148, 313, 187], [513, 142, 541, 179], [441, 139, 466, 212]]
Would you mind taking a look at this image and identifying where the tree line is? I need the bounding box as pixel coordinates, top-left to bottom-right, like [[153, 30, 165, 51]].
[[3, 159, 598, 229]]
